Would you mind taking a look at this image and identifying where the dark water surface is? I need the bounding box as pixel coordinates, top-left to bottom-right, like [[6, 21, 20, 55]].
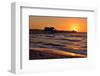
[[29, 31, 87, 59]]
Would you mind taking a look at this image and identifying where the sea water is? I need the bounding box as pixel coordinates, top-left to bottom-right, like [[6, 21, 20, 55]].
[[29, 32, 87, 56]]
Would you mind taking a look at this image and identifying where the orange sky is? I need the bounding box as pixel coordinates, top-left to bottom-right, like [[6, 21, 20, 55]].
[[29, 16, 87, 32]]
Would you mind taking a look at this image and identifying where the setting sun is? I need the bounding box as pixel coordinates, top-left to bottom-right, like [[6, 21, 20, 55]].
[[71, 24, 79, 32]]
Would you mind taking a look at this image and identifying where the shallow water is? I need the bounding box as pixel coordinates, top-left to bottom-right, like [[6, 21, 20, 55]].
[[29, 32, 87, 56]]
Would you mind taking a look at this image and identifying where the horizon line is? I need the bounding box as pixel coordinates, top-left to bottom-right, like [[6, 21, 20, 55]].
[[29, 29, 87, 33]]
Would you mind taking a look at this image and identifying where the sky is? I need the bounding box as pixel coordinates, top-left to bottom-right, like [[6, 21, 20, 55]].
[[29, 16, 87, 32]]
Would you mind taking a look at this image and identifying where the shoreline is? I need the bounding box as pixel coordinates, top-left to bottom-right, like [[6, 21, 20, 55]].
[[29, 48, 87, 60]]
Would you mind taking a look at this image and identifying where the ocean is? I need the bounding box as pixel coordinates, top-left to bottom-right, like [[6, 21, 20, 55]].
[[29, 31, 87, 59]]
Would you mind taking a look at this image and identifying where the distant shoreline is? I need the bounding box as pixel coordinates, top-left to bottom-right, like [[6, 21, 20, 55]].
[[29, 29, 87, 34]]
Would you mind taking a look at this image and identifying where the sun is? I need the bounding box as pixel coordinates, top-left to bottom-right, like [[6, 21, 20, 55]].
[[73, 26, 78, 31], [71, 24, 79, 32]]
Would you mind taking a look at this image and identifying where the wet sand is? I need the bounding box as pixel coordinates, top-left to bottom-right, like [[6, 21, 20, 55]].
[[29, 48, 87, 60]]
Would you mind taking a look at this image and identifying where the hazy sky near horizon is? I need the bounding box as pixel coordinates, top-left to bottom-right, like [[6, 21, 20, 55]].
[[29, 16, 87, 32]]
